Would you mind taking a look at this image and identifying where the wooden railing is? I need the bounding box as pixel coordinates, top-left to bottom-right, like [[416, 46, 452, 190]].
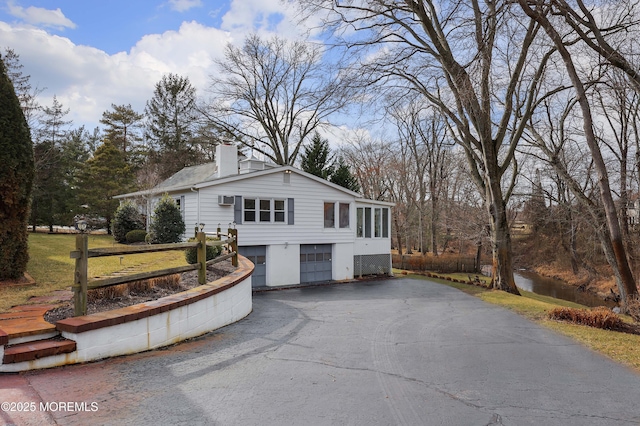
[[70, 228, 238, 317]]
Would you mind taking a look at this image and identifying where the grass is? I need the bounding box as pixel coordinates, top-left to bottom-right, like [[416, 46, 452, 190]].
[[0, 233, 187, 312], [404, 271, 640, 372]]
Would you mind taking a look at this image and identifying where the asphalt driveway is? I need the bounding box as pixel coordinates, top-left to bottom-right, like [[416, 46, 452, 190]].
[[4, 277, 640, 425]]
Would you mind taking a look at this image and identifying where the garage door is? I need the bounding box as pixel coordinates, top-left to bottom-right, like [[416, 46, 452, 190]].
[[300, 244, 332, 283], [239, 246, 266, 287]]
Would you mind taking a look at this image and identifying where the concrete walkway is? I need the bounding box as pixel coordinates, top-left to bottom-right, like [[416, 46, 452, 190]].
[[2, 277, 640, 425]]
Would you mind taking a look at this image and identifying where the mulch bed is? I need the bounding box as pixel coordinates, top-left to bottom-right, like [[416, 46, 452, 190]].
[[44, 260, 237, 324]]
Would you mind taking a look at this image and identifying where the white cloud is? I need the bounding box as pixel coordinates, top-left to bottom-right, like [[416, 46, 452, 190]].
[[167, 0, 202, 13], [0, 1, 329, 131], [222, 0, 321, 41], [7, 1, 75, 30], [1, 20, 231, 128]]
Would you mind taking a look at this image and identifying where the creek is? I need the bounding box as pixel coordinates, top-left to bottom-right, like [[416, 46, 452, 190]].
[[513, 271, 616, 308]]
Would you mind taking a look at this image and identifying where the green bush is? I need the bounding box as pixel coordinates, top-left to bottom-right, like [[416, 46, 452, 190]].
[[149, 194, 185, 244], [112, 200, 144, 243], [0, 55, 34, 280], [125, 229, 148, 244], [185, 237, 222, 264]]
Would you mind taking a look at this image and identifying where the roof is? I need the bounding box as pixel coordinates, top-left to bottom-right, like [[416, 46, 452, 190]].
[[115, 163, 394, 207], [114, 162, 217, 199]]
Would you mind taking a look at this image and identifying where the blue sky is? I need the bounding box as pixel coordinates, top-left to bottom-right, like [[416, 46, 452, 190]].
[[0, 0, 320, 131]]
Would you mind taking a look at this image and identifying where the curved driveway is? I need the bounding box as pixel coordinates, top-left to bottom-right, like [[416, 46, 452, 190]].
[[7, 277, 640, 425]]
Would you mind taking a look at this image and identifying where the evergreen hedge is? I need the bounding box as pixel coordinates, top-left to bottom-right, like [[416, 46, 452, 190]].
[[0, 55, 34, 280]]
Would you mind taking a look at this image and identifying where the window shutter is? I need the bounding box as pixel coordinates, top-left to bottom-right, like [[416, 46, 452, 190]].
[[287, 198, 294, 225], [234, 196, 242, 224]]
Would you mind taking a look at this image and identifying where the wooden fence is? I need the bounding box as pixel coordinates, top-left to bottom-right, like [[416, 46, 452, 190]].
[[70, 228, 238, 317]]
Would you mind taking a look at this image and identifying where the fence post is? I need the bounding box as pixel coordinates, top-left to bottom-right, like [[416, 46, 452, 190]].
[[73, 234, 88, 316], [197, 231, 206, 285], [229, 228, 238, 267]]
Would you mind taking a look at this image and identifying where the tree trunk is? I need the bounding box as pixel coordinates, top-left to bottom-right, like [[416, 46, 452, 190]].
[[394, 216, 404, 255], [519, 0, 638, 304], [488, 196, 520, 295]]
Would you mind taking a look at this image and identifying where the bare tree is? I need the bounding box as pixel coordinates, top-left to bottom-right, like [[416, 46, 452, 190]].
[[388, 100, 452, 256], [204, 34, 354, 165], [518, 0, 639, 303], [300, 1, 557, 293]]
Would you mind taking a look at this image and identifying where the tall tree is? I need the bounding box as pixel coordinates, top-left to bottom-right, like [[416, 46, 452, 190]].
[[303, 1, 552, 293], [300, 132, 334, 179], [30, 96, 72, 231], [517, 0, 639, 303], [0, 54, 34, 280], [145, 73, 199, 179], [205, 34, 354, 165], [330, 157, 360, 192], [2, 47, 42, 127], [78, 141, 134, 234], [100, 103, 144, 167]]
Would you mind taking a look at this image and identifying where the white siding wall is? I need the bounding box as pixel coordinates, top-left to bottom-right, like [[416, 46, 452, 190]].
[[333, 243, 355, 280], [183, 191, 199, 236], [198, 172, 356, 245]]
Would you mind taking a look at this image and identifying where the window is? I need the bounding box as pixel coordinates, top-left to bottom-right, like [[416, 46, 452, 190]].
[[339, 203, 350, 228], [243, 198, 289, 223], [365, 208, 372, 238], [324, 202, 335, 228], [358, 206, 389, 238], [244, 198, 256, 222], [260, 199, 271, 222], [274, 199, 285, 222], [382, 208, 389, 238]]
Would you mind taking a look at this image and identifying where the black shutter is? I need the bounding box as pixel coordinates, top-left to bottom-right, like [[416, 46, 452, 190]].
[[288, 198, 294, 225], [234, 196, 242, 224]]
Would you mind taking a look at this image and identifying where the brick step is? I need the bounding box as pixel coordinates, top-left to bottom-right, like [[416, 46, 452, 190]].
[[3, 337, 76, 364], [0, 306, 59, 345]]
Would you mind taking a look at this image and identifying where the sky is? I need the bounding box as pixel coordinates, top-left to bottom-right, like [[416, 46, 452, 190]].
[[0, 0, 326, 133]]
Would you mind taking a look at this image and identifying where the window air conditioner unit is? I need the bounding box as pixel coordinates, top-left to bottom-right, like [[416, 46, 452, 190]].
[[218, 195, 235, 206]]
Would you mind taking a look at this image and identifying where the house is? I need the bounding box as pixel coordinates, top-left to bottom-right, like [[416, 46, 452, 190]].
[[115, 144, 393, 287]]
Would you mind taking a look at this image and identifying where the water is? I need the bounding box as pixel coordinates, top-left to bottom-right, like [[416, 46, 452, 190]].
[[513, 271, 616, 308]]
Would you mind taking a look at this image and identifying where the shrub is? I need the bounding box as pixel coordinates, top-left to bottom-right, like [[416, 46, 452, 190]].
[[0, 55, 34, 280], [149, 194, 185, 244], [185, 237, 222, 264], [112, 200, 144, 243], [125, 229, 147, 244], [548, 306, 623, 330]]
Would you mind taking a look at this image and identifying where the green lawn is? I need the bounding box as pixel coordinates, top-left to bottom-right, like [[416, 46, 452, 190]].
[[406, 272, 640, 372], [0, 233, 186, 312]]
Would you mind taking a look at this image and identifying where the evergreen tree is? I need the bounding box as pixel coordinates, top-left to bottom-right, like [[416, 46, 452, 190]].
[[0, 54, 34, 280], [78, 140, 133, 233], [149, 194, 185, 244], [112, 200, 145, 243], [330, 157, 360, 193], [145, 73, 199, 179], [30, 96, 72, 231], [300, 132, 334, 179], [100, 103, 144, 169], [2, 48, 41, 126]]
